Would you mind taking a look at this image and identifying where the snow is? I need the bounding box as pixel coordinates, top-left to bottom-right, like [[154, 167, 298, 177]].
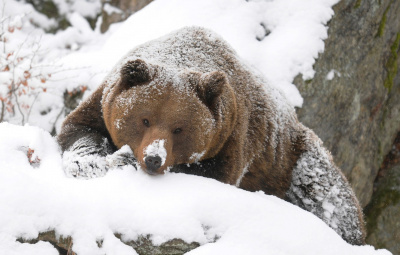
[[143, 139, 167, 166], [326, 69, 341, 80], [326, 69, 336, 80], [190, 151, 206, 163], [235, 162, 251, 187], [52, 0, 101, 19], [104, 3, 123, 15], [53, 0, 341, 109], [0, 0, 393, 254], [0, 123, 392, 255], [2, 0, 340, 132]]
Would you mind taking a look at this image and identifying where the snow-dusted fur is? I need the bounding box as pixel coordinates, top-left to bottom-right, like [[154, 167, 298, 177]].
[[286, 128, 364, 245], [62, 136, 111, 178], [62, 137, 136, 178], [58, 27, 365, 245]]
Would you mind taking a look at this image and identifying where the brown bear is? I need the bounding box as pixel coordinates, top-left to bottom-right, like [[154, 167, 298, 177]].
[[58, 27, 365, 245]]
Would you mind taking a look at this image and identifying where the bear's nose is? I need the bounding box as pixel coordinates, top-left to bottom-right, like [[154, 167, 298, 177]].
[[144, 155, 162, 173]]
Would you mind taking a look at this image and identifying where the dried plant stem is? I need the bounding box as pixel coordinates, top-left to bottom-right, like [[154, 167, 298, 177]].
[[0, 100, 4, 122]]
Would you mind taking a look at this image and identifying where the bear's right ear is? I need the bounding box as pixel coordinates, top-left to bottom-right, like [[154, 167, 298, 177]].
[[120, 59, 153, 87], [197, 71, 228, 113]]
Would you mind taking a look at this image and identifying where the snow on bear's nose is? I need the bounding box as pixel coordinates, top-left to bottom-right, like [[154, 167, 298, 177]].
[[142, 139, 167, 174]]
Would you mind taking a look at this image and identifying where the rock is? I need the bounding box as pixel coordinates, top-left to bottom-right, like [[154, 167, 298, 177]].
[[18, 231, 199, 255], [115, 234, 200, 255], [100, 0, 154, 33], [364, 132, 400, 255], [365, 168, 400, 253], [294, 0, 400, 207], [26, 0, 70, 32], [17, 231, 73, 254], [26, 0, 100, 33]]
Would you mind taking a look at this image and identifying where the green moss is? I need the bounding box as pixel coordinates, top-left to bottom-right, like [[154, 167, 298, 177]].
[[383, 33, 400, 92], [364, 166, 400, 244], [354, 0, 362, 9], [376, 2, 391, 38], [304, 79, 313, 85]]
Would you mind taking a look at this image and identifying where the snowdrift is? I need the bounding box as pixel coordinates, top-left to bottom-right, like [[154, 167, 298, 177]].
[[0, 123, 391, 255]]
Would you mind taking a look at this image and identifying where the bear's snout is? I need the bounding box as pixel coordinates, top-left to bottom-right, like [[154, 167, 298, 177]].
[[138, 138, 171, 175], [144, 155, 162, 174]]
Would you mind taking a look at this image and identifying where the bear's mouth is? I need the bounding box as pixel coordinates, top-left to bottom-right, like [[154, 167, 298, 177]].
[[143, 167, 160, 175]]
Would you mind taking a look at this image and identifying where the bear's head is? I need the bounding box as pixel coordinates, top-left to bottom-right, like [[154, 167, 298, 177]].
[[103, 59, 237, 175]]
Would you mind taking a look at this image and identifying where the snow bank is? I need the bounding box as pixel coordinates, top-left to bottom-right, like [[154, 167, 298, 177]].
[[0, 123, 391, 255]]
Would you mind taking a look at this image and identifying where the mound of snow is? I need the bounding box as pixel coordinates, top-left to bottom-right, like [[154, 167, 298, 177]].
[[0, 123, 391, 255]]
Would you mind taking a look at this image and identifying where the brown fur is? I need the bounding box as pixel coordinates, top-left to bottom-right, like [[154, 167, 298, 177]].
[[58, 27, 365, 245]]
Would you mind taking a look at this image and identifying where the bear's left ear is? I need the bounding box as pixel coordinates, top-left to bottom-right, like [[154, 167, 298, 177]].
[[197, 71, 228, 112], [120, 59, 153, 87]]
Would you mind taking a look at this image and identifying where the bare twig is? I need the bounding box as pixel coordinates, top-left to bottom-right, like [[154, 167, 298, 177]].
[[51, 106, 65, 135], [26, 92, 39, 123], [0, 100, 4, 122], [11, 81, 25, 124]]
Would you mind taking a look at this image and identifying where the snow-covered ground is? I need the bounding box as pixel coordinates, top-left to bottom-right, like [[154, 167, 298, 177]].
[[0, 123, 392, 255], [0, 0, 392, 254]]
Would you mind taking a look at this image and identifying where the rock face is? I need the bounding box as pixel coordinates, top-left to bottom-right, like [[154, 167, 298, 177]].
[[100, 0, 153, 33], [294, 0, 400, 208], [365, 132, 400, 255], [19, 231, 199, 255]]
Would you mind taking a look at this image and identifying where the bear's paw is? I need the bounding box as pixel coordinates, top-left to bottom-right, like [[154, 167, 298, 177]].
[[106, 145, 137, 169]]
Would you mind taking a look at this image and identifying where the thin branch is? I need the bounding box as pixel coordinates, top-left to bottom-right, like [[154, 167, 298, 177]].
[[26, 92, 40, 123], [51, 106, 65, 136], [11, 81, 25, 125], [0, 100, 4, 122]]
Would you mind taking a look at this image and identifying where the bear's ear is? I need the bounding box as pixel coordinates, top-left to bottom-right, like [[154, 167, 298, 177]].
[[120, 59, 153, 87], [197, 71, 227, 111]]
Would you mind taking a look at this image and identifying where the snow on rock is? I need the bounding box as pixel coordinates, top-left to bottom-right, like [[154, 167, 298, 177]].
[[0, 0, 56, 30], [326, 69, 336, 80], [52, 0, 101, 19], [326, 69, 341, 80], [104, 3, 123, 15], [0, 123, 392, 255]]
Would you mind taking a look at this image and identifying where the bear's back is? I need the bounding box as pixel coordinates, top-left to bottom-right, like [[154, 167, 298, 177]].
[[103, 27, 298, 138], [121, 27, 240, 74]]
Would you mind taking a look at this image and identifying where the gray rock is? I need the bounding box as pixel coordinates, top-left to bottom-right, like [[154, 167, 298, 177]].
[[18, 231, 199, 255], [294, 0, 400, 207], [100, 0, 154, 33], [365, 162, 400, 255]]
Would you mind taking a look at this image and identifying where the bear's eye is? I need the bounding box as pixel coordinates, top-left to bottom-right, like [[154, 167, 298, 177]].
[[173, 128, 182, 134], [143, 119, 150, 127]]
